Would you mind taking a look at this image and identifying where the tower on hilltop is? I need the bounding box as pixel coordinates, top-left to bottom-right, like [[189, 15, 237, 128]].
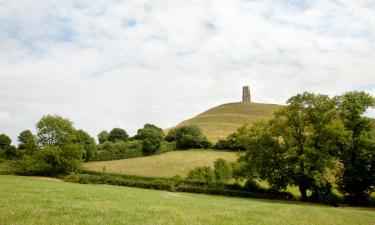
[[242, 86, 251, 103]]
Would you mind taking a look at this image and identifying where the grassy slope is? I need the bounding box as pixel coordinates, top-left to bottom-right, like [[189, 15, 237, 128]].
[[84, 150, 238, 178], [175, 102, 283, 142], [1, 175, 375, 225]]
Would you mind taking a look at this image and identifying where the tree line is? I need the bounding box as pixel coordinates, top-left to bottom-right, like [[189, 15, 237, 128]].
[[0, 115, 211, 174]]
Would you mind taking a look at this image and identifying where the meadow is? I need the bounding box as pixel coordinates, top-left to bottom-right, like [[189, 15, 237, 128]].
[[1, 175, 374, 225], [84, 150, 238, 177]]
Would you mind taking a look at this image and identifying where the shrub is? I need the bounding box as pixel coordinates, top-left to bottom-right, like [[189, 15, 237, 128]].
[[157, 141, 176, 154], [91, 140, 143, 161], [186, 166, 216, 184], [244, 180, 266, 193], [214, 133, 245, 151], [166, 125, 211, 149], [214, 158, 232, 183]]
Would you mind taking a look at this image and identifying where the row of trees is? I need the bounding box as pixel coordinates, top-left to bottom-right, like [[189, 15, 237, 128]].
[[0, 115, 212, 174], [236, 91, 375, 204]]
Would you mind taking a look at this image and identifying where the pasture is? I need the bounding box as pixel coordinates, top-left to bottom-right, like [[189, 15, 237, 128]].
[[84, 150, 238, 177], [1, 175, 374, 225]]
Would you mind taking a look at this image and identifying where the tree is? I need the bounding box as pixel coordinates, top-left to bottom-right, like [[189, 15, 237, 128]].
[[98, 130, 109, 144], [136, 124, 164, 155], [167, 125, 211, 149], [335, 91, 375, 204], [18, 130, 37, 155], [0, 133, 18, 159], [36, 115, 76, 147], [108, 128, 128, 143], [76, 130, 96, 161], [22, 115, 84, 175], [240, 92, 344, 200], [0, 133, 11, 149]]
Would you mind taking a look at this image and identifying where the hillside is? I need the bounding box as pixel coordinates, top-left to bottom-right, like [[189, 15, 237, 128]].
[[1, 175, 375, 225], [84, 150, 238, 178], [174, 102, 283, 142]]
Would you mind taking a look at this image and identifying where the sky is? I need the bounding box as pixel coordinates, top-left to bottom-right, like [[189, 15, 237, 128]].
[[0, 0, 375, 142]]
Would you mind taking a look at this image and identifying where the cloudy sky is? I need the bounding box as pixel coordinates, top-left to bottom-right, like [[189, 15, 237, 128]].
[[0, 0, 375, 142]]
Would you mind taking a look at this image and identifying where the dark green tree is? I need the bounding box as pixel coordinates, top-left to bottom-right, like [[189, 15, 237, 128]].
[[108, 128, 128, 143], [335, 91, 375, 204], [98, 130, 109, 144], [0, 133, 11, 149], [76, 129, 96, 161], [0, 133, 18, 159], [136, 124, 164, 155], [18, 130, 37, 155], [167, 125, 211, 149]]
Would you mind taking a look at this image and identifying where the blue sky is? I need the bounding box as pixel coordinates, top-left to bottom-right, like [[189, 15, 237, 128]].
[[0, 0, 375, 142]]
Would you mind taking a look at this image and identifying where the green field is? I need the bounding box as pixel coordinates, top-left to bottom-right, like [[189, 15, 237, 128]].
[[1, 175, 374, 225], [84, 150, 238, 178], [174, 102, 283, 141]]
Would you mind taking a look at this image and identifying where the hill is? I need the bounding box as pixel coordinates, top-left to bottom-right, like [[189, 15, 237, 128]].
[[84, 150, 238, 178], [173, 102, 283, 142], [1, 175, 375, 225]]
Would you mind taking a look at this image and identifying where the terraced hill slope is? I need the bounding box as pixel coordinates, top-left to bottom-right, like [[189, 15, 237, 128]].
[[174, 102, 283, 142]]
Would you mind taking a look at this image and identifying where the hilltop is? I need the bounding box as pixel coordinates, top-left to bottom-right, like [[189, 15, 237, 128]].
[[173, 102, 283, 142]]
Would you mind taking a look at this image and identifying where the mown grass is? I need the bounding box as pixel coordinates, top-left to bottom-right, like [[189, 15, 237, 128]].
[[84, 150, 238, 178], [1, 175, 374, 225], [175, 102, 283, 141]]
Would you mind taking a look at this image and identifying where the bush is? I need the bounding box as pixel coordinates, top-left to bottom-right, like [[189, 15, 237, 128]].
[[156, 141, 176, 154], [214, 159, 232, 183], [244, 180, 266, 193], [213, 133, 245, 151], [166, 126, 211, 149], [186, 166, 216, 184], [91, 140, 143, 161]]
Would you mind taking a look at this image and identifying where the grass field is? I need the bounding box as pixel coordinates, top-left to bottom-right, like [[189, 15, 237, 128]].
[[1, 175, 375, 225], [84, 150, 238, 178], [174, 102, 283, 141]]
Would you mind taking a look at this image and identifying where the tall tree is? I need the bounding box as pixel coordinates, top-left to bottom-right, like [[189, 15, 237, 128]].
[[36, 115, 76, 147], [97, 130, 109, 144], [108, 128, 128, 143], [0, 133, 11, 149], [76, 129, 96, 161], [335, 91, 375, 203], [18, 130, 37, 155], [240, 92, 345, 199], [25, 115, 84, 175], [136, 124, 164, 155]]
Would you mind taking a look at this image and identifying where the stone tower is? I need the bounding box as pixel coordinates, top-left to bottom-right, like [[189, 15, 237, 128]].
[[242, 86, 251, 103]]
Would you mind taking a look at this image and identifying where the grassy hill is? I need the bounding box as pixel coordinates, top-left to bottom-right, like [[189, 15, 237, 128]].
[[84, 150, 238, 178], [1, 175, 375, 225], [173, 102, 283, 142]]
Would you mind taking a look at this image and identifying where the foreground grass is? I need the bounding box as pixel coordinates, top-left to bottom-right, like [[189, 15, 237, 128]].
[[84, 150, 238, 178], [1, 175, 374, 225]]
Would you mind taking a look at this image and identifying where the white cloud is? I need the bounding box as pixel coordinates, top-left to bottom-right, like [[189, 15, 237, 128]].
[[0, 0, 374, 141]]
